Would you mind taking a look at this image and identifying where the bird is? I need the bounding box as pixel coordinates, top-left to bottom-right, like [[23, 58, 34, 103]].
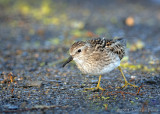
[[62, 37, 138, 91]]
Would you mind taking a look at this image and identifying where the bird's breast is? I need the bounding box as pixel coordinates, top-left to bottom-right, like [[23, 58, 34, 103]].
[[73, 56, 120, 75]]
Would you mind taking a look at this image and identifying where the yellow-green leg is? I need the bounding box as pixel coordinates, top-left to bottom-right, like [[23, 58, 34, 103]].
[[118, 66, 138, 88], [85, 75, 105, 91]]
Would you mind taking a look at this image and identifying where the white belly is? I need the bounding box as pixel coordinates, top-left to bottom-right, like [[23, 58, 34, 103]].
[[73, 56, 120, 75], [95, 60, 120, 75]]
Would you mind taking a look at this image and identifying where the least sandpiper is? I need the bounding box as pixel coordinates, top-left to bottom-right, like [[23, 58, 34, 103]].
[[63, 37, 138, 90]]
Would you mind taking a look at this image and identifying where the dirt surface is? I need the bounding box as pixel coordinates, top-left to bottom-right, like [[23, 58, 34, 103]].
[[0, 0, 160, 113]]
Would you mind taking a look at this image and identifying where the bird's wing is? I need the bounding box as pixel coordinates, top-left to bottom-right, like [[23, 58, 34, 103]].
[[88, 38, 126, 60], [87, 37, 106, 51], [106, 38, 126, 60]]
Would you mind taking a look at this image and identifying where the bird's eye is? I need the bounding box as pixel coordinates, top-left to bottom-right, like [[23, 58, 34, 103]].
[[77, 49, 81, 53]]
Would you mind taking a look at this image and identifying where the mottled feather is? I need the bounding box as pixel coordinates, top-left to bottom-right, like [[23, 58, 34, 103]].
[[86, 38, 126, 59]]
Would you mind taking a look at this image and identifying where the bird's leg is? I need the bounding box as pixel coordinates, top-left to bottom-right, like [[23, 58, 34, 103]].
[[117, 66, 138, 88], [85, 75, 105, 91], [96, 75, 105, 90]]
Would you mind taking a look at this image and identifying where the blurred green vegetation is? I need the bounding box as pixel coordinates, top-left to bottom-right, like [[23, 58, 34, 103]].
[[1, 0, 67, 25], [0, 0, 108, 37], [0, 0, 109, 46]]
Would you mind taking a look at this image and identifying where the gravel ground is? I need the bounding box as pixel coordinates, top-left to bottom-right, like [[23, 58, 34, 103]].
[[0, 0, 160, 113]]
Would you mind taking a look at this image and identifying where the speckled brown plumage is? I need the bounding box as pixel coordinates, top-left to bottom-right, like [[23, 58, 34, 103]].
[[87, 38, 126, 60]]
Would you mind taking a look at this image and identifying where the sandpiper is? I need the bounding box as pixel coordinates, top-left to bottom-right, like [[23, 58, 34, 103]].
[[63, 37, 138, 90]]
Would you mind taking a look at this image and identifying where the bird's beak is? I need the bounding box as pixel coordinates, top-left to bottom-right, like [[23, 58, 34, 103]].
[[62, 56, 73, 67]]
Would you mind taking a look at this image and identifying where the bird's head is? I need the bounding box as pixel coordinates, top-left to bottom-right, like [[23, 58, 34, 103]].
[[62, 41, 91, 67]]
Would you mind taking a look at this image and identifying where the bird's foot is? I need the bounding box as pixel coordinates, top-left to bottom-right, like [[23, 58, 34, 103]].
[[84, 75, 105, 91], [117, 82, 138, 89]]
